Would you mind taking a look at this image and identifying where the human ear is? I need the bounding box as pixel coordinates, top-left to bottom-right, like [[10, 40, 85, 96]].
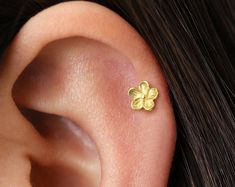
[[0, 2, 176, 187]]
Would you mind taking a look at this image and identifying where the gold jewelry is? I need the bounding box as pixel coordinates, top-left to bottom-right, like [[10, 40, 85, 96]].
[[128, 81, 159, 111]]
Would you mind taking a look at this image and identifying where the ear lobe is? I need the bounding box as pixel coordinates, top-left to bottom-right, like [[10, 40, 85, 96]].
[[1, 1, 176, 187]]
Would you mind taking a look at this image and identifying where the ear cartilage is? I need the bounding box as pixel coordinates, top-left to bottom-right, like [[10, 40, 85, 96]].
[[128, 81, 159, 111]]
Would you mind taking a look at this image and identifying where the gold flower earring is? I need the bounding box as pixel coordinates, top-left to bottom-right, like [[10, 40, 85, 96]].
[[128, 81, 159, 111]]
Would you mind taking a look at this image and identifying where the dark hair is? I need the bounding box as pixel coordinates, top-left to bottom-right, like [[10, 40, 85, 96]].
[[0, 0, 234, 186]]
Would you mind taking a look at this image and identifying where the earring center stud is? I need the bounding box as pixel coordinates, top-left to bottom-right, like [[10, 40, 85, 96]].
[[128, 81, 159, 111]]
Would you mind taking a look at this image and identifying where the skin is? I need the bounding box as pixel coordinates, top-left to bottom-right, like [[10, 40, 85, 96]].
[[0, 2, 176, 187]]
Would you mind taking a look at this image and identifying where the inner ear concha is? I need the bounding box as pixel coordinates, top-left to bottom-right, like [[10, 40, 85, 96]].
[[19, 108, 101, 187]]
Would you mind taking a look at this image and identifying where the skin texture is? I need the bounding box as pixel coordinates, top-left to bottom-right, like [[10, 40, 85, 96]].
[[0, 2, 176, 187]]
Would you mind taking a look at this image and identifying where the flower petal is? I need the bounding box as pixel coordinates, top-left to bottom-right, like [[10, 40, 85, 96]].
[[128, 88, 143, 99], [143, 99, 155, 111], [131, 98, 144, 110], [147, 88, 159, 100], [139, 81, 150, 95]]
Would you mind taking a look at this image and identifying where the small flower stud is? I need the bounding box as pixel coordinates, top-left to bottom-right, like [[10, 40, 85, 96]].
[[128, 81, 159, 111]]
